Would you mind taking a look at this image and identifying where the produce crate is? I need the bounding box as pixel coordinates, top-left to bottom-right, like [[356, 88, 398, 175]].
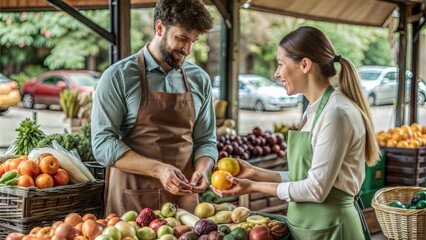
[[84, 161, 106, 180], [0, 180, 104, 235], [384, 147, 426, 187], [361, 149, 385, 191]]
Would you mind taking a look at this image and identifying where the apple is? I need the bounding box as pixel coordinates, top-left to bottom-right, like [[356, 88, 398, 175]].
[[157, 225, 174, 238], [158, 234, 177, 240], [128, 221, 141, 232], [164, 217, 181, 228], [94, 234, 115, 240], [149, 218, 168, 232], [154, 210, 165, 218], [102, 226, 121, 240], [121, 210, 139, 222], [249, 226, 273, 240], [161, 202, 177, 217], [137, 226, 156, 240], [114, 221, 136, 238]]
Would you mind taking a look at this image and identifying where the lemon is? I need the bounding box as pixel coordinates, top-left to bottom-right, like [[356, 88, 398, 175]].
[[217, 157, 240, 176]]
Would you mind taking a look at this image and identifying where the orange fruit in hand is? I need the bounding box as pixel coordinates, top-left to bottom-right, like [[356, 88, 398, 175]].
[[35, 173, 54, 189], [217, 157, 240, 176], [211, 170, 233, 190], [18, 175, 35, 188]]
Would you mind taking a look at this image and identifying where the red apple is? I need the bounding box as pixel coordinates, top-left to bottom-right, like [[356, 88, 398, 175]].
[[249, 226, 273, 240], [149, 218, 168, 232]]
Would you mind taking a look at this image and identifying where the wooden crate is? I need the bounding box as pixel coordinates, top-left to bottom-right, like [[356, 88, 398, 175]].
[[384, 147, 426, 187], [363, 207, 381, 234]]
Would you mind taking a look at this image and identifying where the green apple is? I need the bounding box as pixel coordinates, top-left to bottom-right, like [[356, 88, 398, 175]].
[[158, 234, 177, 240], [121, 210, 139, 222], [114, 221, 136, 238], [137, 226, 156, 240], [161, 202, 177, 217], [102, 226, 121, 240], [128, 220, 141, 232], [94, 235, 114, 240], [164, 217, 181, 228], [157, 225, 174, 238], [154, 210, 164, 218]]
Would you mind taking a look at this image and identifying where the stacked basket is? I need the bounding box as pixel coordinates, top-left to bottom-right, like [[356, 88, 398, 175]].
[[372, 186, 426, 240]]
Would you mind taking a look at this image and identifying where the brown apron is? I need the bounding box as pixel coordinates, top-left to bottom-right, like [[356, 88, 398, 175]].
[[105, 49, 198, 216]]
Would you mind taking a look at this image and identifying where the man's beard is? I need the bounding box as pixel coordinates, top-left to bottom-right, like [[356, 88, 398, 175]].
[[159, 34, 186, 69]]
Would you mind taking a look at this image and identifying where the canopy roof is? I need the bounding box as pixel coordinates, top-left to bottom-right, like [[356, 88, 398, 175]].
[[0, 0, 414, 27]]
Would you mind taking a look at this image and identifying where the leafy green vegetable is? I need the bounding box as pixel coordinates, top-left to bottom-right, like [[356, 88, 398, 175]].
[[14, 119, 45, 155]]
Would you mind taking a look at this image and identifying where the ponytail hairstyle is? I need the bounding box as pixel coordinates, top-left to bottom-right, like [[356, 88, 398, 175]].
[[279, 26, 380, 166]]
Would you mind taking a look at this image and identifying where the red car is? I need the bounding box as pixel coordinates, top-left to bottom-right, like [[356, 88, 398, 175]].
[[21, 70, 100, 109]]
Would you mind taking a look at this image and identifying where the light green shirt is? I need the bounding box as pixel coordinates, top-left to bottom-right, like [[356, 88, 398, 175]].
[[91, 46, 218, 167]]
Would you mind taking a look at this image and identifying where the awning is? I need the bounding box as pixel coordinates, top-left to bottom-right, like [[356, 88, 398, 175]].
[[0, 0, 405, 27]]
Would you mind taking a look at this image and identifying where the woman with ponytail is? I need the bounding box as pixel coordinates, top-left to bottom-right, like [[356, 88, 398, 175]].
[[211, 26, 379, 240]]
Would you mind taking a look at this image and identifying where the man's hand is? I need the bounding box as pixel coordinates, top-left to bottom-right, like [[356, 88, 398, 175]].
[[190, 170, 209, 193], [159, 164, 193, 195]]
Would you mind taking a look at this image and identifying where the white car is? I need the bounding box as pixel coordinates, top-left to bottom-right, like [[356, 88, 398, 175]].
[[212, 74, 300, 111], [358, 66, 426, 106]]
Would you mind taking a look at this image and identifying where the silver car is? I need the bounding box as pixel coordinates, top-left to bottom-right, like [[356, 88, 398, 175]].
[[212, 74, 300, 111], [358, 66, 426, 106]]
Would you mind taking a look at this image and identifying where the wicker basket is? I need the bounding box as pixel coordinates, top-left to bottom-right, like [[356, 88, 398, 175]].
[[0, 180, 104, 235], [371, 186, 426, 240]]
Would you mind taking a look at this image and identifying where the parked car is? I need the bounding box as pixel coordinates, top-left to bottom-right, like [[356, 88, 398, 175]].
[[358, 66, 426, 106], [212, 74, 300, 111], [21, 70, 101, 109], [0, 73, 21, 113]]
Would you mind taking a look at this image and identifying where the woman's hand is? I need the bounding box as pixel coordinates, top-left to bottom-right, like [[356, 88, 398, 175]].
[[234, 158, 256, 179], [210, 175, 253, 198], [159, 165, 193, 195]]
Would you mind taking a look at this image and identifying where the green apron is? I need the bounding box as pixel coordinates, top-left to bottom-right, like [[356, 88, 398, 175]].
[[286, 86, 370, 240]]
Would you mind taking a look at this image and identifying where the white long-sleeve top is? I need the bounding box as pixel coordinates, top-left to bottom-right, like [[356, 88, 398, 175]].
[[277, 88, 366, 202]]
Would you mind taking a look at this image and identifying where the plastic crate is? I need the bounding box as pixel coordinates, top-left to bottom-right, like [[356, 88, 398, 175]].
[[84, 161, 106, 180], [362, 149, 386, 191]]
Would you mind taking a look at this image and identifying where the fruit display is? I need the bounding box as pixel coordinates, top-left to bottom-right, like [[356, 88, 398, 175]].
[[376, 123, 426, 148], [0, 154, 69, 188], [273, 123, 299, 141], [6, 201, 289, 240], [216, 119, 238, 137], [216, 126, 286, 160], [389, 191, 426, 209]]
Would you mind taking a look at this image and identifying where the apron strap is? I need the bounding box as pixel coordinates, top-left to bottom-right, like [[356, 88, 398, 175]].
[[311, 85, 334, 131], [354, 190, 372, 240]]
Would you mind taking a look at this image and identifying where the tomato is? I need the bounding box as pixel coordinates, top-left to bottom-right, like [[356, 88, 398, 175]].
[[17, 175, 35, 188], [0, 164, 4, 177], [39, 156, 59, 175], [53, 169, 69, 186], [17, 160, 40, 177], [9, 158, 24, 171], [3, 159, 12, 172], [35, 173, 54, 189], [211, 170, 233, 190]]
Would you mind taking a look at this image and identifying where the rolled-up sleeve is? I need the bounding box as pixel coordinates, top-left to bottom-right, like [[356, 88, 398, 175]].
[[91, 66, 131, 167], [192, 77, 218, 164]]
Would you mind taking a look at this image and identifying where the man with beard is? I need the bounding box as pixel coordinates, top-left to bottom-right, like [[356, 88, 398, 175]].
[[91, 0, 217, 215]]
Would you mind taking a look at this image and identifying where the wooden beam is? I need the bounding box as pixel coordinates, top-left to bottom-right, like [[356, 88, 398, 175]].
[[210, 0, 232, 29], [0, 0, 156, 12]]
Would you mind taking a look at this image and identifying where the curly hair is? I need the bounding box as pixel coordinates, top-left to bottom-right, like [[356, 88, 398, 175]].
[[153, 0, 213, 33]]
